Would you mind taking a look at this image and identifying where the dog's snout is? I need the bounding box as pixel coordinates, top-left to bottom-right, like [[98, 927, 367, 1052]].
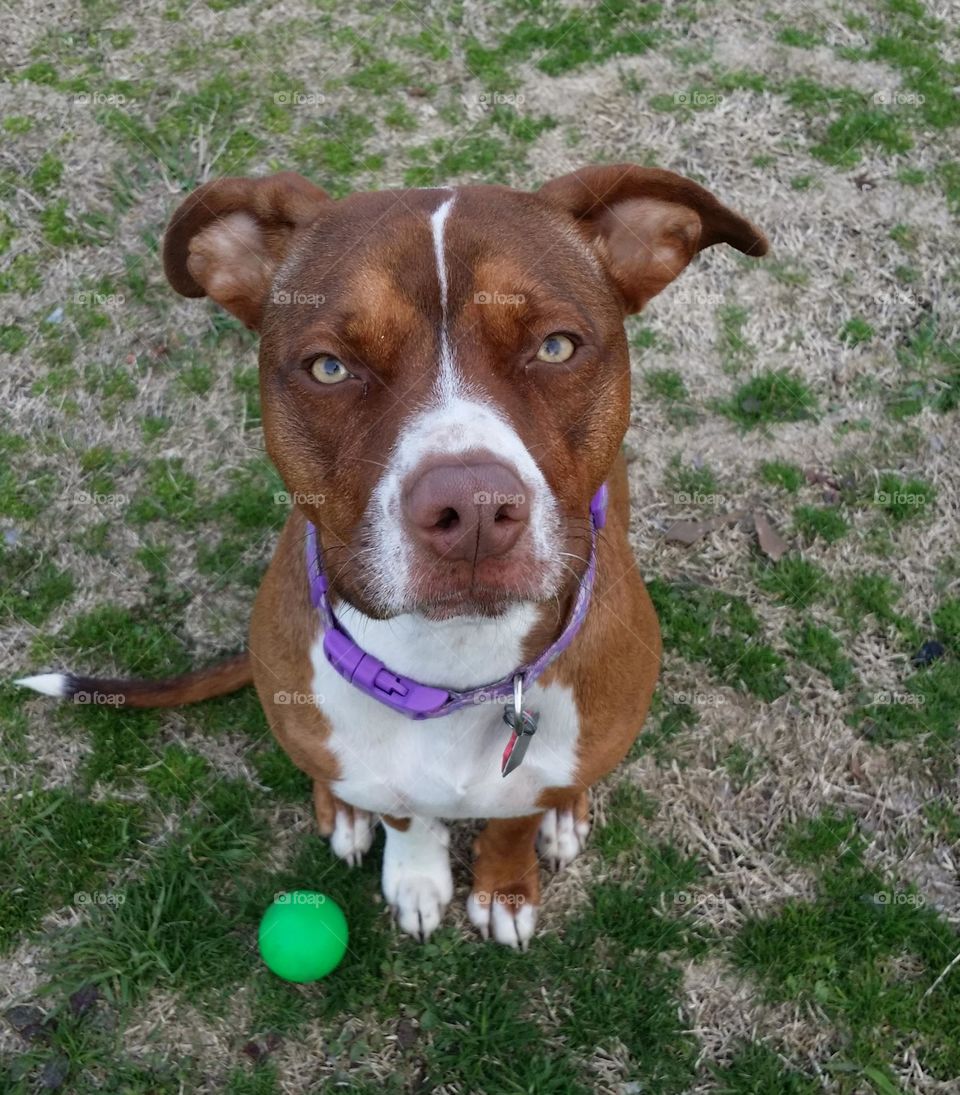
[[403, 460, 531, 563]]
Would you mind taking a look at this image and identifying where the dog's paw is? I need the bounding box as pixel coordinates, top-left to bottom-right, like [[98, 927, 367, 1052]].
[[467, 891, 539, 950], [387, 876, 452, 943], [330, 806, 374, 867], [537, 806, 590, 872], [382, 818, 453, 943]]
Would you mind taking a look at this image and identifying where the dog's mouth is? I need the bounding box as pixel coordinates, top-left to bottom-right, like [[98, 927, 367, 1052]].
[[412, 584, 528, 621]]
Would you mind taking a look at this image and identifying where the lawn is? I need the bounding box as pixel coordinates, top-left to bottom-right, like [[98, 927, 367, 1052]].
[[2, 0, 959, 1091]]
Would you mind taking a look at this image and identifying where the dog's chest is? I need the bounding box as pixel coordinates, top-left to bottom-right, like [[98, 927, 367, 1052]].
[[307, 608, 581, 819]]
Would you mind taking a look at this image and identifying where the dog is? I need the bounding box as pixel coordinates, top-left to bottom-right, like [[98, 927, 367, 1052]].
[[18, 164, 767, 948]]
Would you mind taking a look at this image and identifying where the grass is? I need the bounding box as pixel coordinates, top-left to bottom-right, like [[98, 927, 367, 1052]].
[[721, 370, 818, 428], [757, 555, 827, 609], [648, 579, 788, 701], [735, 810, 960, 1088], [3, 0, 960, 1089], [759, 460, 805, 492]]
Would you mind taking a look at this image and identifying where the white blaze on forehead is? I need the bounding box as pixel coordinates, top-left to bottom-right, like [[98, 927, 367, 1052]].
[[355, 187, 564, 615], [429, 193, 459, 402]]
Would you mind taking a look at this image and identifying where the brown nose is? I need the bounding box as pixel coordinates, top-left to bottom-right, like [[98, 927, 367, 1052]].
[[403, 461, 531, 563]]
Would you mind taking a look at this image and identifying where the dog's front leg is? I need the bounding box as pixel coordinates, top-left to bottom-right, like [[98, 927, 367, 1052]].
[[381, 815, 454, 943], [467, 814, 542, 950]]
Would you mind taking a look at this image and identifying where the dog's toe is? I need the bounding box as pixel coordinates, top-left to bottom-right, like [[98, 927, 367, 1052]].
[[467, 892, 538, 950], [388, 877, 450, 942], [537, 807, 589, 871], [330, 807, 375, 866], [391, 880, 446, 941]]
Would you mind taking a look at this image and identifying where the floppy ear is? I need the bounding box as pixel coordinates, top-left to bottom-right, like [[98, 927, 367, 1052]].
[[538, 164, 768, 313], [162, 172, 331, 330]]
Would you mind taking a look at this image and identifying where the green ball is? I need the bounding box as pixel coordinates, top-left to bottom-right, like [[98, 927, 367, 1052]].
[[258, 891, 348, 982]]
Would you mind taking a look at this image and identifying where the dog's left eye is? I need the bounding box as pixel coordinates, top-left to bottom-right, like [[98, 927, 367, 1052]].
[[536, 334, 576, 363], [309, 355, 353, 385]]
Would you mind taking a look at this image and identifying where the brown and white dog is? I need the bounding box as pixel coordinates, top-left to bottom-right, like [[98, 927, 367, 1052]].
[[18, 165, 767, 948]]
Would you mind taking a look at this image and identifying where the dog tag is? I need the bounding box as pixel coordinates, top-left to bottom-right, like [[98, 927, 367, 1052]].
[[501, 706, 538, 777]]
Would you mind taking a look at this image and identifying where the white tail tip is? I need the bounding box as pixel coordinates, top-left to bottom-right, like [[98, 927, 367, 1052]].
[[14, 672, 70, 698]]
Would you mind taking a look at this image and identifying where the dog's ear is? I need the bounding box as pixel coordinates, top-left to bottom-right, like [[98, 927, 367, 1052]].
[[538, 164, 768, 313], [163, 172, 331, 330]]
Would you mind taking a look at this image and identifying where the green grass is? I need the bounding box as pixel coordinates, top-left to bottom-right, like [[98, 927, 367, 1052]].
[[37, 601, 193, 678], [648, 579, 787, 701], [852, 658, 960, 761], [735, 810, 960, 1087], [785, 619, 854, 688], [716, 302, 754, 374], [793, 504, 850, 544], [760, 460, 805, 492], [645, 367, 688, 401], [712, 1041, 819, 1094], [840, 317, 875, 347], [0, 544, 74, 625], [872, 473, 934, 522], [757, 555, 827, 609], [721, 370, 818, 428], [1, 788, 143, 952]]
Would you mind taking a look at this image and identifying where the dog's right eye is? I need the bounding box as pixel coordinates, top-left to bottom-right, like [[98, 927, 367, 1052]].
[[308, 355, 354, 385]]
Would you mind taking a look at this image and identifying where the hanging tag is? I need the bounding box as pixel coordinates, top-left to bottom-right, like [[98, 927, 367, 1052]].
[[501, 706, 539, 776]]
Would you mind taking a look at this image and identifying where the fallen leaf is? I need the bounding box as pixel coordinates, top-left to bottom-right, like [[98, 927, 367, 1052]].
[[664, 512, 747, 545], [396, 1018, 418, 1050], [39, 1056, 70, 1090], [68, 985, 99, 1018], [754, 512, 789, 561], [804, 467, 841, 489]]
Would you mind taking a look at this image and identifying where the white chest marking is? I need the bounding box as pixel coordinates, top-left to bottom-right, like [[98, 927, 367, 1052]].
[[309, 607, 581, 819]]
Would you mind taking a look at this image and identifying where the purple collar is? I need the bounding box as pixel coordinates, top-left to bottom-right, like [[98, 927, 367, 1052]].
[[306, 483, 608, 720]]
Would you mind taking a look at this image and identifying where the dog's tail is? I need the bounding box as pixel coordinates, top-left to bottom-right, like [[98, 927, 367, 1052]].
[[15, 653, 252, 709]]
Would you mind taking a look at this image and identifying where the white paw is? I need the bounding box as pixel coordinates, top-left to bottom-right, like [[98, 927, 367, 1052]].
[[330, 808, 374, 867], [537, 808, 590, 871], [382, 818, 453, 943], [467, 893, 539, 951]]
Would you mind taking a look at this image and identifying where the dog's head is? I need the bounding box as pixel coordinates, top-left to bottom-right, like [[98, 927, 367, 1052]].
[[164, 165, 766, 620]]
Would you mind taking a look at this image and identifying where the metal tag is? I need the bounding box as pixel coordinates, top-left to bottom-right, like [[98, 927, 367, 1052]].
[[501, 705, 539, 777]]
